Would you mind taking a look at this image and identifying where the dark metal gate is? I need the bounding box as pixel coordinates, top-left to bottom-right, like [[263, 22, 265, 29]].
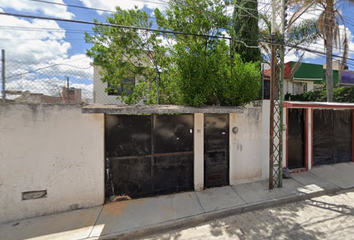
[[204, 114, 229, 188], [288, 109, 306, 169], [105, 114, 194, 199], [313, 109, 352, 165], [153, 115, 194, 195]]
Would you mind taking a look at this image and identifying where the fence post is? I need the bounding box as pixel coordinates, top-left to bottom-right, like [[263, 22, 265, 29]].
[[1, 49, 5, 102]]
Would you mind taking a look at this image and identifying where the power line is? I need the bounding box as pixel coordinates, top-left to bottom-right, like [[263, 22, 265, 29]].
[[23, 0, 354, 30], [286, 43, 354, 62], [4, 1, 351, 36], [2, 2, 353, 60], [0, 12, 231, 39], [27, 0, 158, 19]]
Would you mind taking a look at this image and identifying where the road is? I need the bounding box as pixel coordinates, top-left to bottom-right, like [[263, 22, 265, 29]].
[[142, 190, 354, 240]]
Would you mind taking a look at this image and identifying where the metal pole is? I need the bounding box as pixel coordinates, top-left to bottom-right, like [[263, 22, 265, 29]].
[[261, 63, 264, 99], [155, 61, 159, 104], [269, 0, 285, 189], [271, 0, 276, 34], [278, 0, 286, 188], [269, 0, 276, 190], [66, 76, 70, 104], [2, 49, 5, 102], [269, 44, 275, 189]]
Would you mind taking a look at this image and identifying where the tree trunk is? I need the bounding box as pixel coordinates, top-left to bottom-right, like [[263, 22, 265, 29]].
[[325, 2, 334, 102]]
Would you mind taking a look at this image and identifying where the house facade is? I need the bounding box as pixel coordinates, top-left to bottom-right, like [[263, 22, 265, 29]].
[[263, 61, 342, 97]]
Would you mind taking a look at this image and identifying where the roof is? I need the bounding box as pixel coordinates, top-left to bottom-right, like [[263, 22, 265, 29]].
[[264, 62, 339, 84], [82, 104, 245, 114], [284, 101, 354, 109]]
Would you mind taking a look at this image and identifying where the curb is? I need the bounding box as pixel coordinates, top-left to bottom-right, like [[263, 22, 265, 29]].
[[93, 186, 341, 240]]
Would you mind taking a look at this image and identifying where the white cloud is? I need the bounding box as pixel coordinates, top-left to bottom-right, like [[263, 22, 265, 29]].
[[0, 13, 94, 100], [78, 0, 165, 14], [52, 54, 93, 78], [156, 35, 176, 48], [0, 0, 74, 19], [285, 23, 354, 64], [0, 13, 70, 64]]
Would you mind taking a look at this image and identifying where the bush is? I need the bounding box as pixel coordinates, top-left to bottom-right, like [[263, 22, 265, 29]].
[[285, 86, 354, 103]]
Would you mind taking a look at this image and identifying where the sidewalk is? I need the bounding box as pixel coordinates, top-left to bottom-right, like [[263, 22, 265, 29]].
[[2, 162, 354, 240]]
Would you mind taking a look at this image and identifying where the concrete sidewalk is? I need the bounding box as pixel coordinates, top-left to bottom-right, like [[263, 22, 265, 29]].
[[2, 162, 354, 240]]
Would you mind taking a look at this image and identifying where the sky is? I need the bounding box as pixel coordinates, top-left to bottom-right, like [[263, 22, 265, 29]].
[[0, 0, 354, 100]]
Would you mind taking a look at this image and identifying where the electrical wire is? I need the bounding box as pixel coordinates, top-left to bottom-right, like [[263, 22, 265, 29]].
[[0, 12, 231, 39], [27, 0, 158, 20]]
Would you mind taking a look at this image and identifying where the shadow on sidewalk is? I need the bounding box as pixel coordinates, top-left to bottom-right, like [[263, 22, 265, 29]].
[[144, 191, 354, 240]]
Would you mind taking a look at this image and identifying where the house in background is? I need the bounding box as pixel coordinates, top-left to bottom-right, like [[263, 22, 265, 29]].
[[263, 61, 341, 97], [93, 65, 126, 105]]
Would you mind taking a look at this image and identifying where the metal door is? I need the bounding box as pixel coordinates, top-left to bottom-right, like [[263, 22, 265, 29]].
[[105, 114, 194, 200], [105, 115, 152, 199], [288, 109, 305, 169], [204, 114, 229, 188], [153, 115, 194, 195], [313, 110, 352, 165]]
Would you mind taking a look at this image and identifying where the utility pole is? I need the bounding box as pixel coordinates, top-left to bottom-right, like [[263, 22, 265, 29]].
[[66, 76, 70, 104], [269, 0, 287, 189], [2, 49, 5, 102]]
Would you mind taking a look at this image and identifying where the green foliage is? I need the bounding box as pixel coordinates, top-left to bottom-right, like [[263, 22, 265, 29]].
[[85, 0, 261, 106], [85, 6, 177, 104], [172, 41, 260, 106], [231, 0, 260, 63], [287, 18, 321, 46], [285, 86, 354, 103]]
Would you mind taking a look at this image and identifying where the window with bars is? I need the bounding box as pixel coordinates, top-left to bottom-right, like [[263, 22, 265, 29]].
[[107, 78, 135, 95]]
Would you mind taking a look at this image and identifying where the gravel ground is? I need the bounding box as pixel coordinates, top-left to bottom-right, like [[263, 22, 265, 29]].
[[142, 190, 354, 240]]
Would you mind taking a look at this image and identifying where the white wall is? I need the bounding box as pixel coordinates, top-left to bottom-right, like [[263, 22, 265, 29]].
[[93, 66, 124, 105], [0, 103, 273, 223], [307, 108, 313, 169], [229, 107, 264, 185], [284, 79, 315, 96], [194, 113, 204, 191], [261, 100, 270, 179], [0, 103, 105, 224]]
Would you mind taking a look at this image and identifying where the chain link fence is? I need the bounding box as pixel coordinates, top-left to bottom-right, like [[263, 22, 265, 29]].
[[0, 48, 271, 105], [1, 50, 94, 104]]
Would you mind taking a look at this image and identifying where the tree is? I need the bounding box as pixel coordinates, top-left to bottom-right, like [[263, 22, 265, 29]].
[[86, 1, 261, 106], [85, 6, 180, 104], [232, 0, 261, 63], [155, 0, 261, 106], [259, 10, 321, 64], [289, 0, 354, 102]]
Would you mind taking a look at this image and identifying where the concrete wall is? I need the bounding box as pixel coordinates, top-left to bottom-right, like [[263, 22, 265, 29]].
[[0, 103, 104, 224], [229, 107, 264, 185], [194, 113, 204, 191], [261, 100, 270, 179], [192, 105, 267, 188], [0, 102, 272, 223]]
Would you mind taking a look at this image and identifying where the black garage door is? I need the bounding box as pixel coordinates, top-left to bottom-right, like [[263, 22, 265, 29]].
[[313, 109, 352, 165], [105, 114, 194, 199]]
